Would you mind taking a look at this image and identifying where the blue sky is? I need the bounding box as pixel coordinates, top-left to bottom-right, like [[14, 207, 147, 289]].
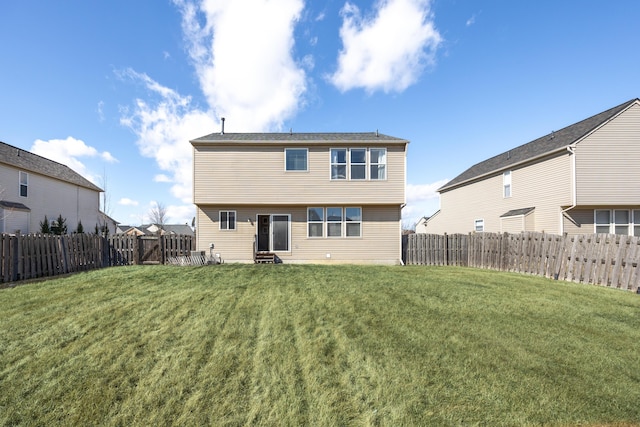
[[1, 0, 639, 228]]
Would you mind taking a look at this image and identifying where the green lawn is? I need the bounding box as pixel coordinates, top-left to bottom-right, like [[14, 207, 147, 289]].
[[1, 264, 639, 426]]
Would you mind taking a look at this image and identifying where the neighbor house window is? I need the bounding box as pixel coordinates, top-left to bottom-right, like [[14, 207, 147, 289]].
[[370, 148, 386, 180], [350, 149, 366, 180], [19, 171, 28, 197], [327, 207, 343, 237], [474, 219, 484, 232], [285, 148, 307, 171], [503, 170, 512, 198], [345, 207, 362, 237], [219, 210, 236, 230], [307, 207, 324, 238], [330, 149, 347, 179], [595, 209, 633, 235]]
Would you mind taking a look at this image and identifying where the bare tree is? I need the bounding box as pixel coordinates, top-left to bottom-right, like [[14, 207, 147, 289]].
[[148, 201, 168, 232]]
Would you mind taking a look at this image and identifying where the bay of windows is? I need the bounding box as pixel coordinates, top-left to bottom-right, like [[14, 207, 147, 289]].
[[330, 148, 386, 180], [595, 209, 640, 236], [307, 207, 362, 238]]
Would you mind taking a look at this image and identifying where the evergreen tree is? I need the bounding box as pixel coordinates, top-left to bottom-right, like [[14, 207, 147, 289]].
[[51, 214, 68, 235], [76, 220, 84, 234], [40, 215, 51, 234]]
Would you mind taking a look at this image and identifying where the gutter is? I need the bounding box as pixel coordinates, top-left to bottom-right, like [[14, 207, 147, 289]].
[[560, 145, 577, 234]]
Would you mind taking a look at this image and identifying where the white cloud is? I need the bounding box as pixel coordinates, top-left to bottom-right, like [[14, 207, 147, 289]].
[[118, 198, 139, 206], [402, 180, 448, 228], [154, 174, 172, 183], [118, 68, 215, 204], [173, 0, 307, 131], [167, 203, 196, 225], [329, 0, 442, 93], [30, 136, 118, 184], [466, 15, 476, 26]]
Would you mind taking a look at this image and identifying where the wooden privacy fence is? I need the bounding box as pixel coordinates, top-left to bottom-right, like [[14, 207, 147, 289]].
[[0, 233, 194, 284], [404, 232, 640, 292]]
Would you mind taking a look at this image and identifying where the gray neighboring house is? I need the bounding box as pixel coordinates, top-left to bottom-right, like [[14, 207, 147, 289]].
[[0, 141, 103, 234], [423, 98, 640, 236]]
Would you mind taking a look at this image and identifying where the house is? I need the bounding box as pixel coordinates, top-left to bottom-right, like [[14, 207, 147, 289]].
[[0, 141, 103, 234], [191, 131, 408, 264], [422, 98, 640, 236], [116, 223, 195, 236]]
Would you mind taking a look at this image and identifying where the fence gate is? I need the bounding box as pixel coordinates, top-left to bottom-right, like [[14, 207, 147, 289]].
[[139, 236, 162, 264]]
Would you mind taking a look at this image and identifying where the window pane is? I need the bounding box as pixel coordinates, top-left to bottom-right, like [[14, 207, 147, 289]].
[[370, 148, 385, 163], [351, 165, 365, 179], [308, 223, 323, 237], [331, 148, 346, 164], [474, 219, 484, 232], [331, 165, 346, 179], [635, 225, 640, 237], [370, 164, 386, 180], [346, 223, 360, 237], [351, 149, 366, 164], [20, 185, 27, 197], [614, 210, 629, 224], [327, 207, 342, 221], [345, 207, 361, 222], [595, 210, 610, 224], [285, 149, 307, 171], [228, 211, 236, 230], [595, 225, 610, 234], [308, 207, 323, 221], [504, 184, 511, 198], [615, 226, 629, 235], [327, 223, 342, 237], [220, 211, 228, 230], [272, 215, 289, 251]]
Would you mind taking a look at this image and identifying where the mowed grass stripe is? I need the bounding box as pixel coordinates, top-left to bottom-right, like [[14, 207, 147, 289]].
[[1, 264, 639, 426]]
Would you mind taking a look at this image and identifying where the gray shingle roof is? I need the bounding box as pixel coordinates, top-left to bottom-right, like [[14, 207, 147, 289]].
[[0, 141, 102, 192], [0, 200, 30, 211], [500, 207, 535, 218], [191, 132, 408, 145], [439, 98, 640, 192]]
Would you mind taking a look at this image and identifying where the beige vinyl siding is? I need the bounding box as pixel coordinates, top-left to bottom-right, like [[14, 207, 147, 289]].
[[197, 204, 402, 264], [0, 164, 101, 233], [575, 103, 640, 205], [193, 145, 405, 205], [426, 153, 572, 235]]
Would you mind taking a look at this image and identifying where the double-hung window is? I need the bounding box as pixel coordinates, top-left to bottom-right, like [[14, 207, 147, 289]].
[[285, 148, 307, 171], [327, 207, 343, 237], [345, 207, 362, 237], [503, 171, 512, 198], [307, 207, 324, 238], [370, 148, 386, 180], [330, 149, 347, 179], [474, 219, 484, 232], [350, 149, 366, 180], [19, 171, 28, 197], [219, 210, 236, 230]]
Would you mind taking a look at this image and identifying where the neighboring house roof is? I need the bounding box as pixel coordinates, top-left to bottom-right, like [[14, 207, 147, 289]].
[[500, 207, 535, 218], [439, 98, 640, 192], [191, 132, 408, 145], [0, 200, 30, 211], [0, 141, 102, 192], [162, 224, 194, 235]]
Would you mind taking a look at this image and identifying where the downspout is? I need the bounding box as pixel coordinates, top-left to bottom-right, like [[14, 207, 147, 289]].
[[560, 145, 577, 234]]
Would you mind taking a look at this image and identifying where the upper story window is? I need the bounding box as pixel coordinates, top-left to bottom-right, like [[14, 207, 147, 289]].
[[285, 148, 308, 171], [370, 148, 386, 180], [330, 149, 347, 179], [19, 171, 28, 197], [503, 170, 512, 198], [219, 210, 236, 231], [331, 148, 387, 180]]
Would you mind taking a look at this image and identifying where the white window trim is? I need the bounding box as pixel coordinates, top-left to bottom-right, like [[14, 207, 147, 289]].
[[284, 148, 308, 172], [307, 207, 324, 238], [594, 209, 638, 236], [345, 206, 362, 238], [19, 171, 28, 198], [503, 170, 512, 198], [350, 148, 367, 180], [219, 210, 237, 231], [370, 148, 387, 181], [474, 218, 484, 232]]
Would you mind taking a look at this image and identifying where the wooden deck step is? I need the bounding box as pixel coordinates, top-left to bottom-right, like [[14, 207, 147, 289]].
[[255, 252, 276, 263]]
